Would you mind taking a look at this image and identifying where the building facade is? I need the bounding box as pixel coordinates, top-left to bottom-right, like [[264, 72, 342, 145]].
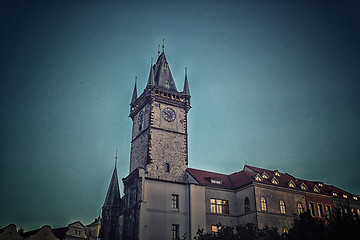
[[100, 47, 360, 240]]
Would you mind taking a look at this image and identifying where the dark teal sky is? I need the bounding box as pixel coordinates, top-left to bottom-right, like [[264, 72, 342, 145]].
[[1, 0, 359, 230]]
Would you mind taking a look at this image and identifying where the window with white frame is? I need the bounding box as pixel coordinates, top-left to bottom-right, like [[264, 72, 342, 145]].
[[210, 198, 229, 214], [172, 224, 179, 240], [172, 194, 179, 209]]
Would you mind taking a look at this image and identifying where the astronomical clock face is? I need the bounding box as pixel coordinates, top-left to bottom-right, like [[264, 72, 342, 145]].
[[138, 111, 144, 125], [162, 108, 176, 122]]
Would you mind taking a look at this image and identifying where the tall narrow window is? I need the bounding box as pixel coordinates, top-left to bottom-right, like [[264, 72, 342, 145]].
[[165, 163, 170, 172], [280, 200, 286, 214], [318, 204, 324, 217], [297, 203, 303, 214], [211, 225, 218, 233], [325, 205, 332, 219], [245, 197, 250, 213], [309, 202, 315, 217], [261, 197, 267, 211], [172, 224, 179, 240], [210, 199, 216, 213], [172, 194, 179, 209]]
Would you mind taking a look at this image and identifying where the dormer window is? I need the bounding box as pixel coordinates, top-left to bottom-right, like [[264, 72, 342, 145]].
[[271, 177, 279, 185], [164, 62, 168, 68], [288, 181, 296, 188], [313, 186, 320, 193], [262, 172, 269, 179], [210, 179, 222, 185], [318, 183, 324, 187], [300, 183, 308, 190], [353, 196, 358, 200], [343, 194, 348, 198], [254, 174, 262, 181], [274, 170, 280, 177], [332, 192, 338, 196]]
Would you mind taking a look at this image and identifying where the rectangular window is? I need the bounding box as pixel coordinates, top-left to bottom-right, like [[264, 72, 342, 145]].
[[325, 205, 332, 219], [172, 194, 179, 209], [165, 163, 170, 172], [318, 204, 323, 217], [210, 198, 229, 214], [172, 224, 179, 240], [309, 202, 315, 217]]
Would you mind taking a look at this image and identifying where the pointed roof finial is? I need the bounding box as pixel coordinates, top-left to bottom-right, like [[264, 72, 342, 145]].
[[115, 149, 118, 167], [157, 44, 160, 57], [130, 77, 137, 104], [162, 39, 165, 52], [183, 67, 190, 96]]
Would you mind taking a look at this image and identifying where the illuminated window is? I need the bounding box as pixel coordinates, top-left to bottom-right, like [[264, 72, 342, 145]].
[[288, 181, 295, 188], [318, 183, 323, 187], [280, 200, 286, 214], [172, 224, 179, 240], [210, 179, 222, 184], [309, 202, 315, 217], [211, 225, 218, 233], [262, 172, 269, 179], [300, 183, 307, 190], [297, 203, 304, 214], [318, 204, 323, 217], [332, 192, 338, 196], [283, 228, 288, 234], [356, 209, 360, 216], [255, 174, 262, 181], [271, 177, 279, 185], [325, 205, 332, 219], [353, 196, 358, 200], [351, 208, 355, 215], [210, 198, 229, 214], [313, 186, 320, 193], [343, 194, 348, 198], [245, 197, 250, 213], [274, 170, 280, 176], [261, 197, 267, 211], [172, 194, 179, 209]]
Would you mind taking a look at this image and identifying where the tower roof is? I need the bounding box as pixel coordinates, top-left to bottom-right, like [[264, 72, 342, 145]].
[[153, 52, 177, 92], [103, 166, 121, 207]]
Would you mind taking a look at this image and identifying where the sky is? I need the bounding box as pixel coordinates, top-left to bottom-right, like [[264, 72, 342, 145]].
[[1, 0, 360, 231]]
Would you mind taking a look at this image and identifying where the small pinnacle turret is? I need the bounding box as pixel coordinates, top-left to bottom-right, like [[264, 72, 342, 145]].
[[183, 68, 190, 96], [130, 77, 137, 104], [147, 58, 155, 87]]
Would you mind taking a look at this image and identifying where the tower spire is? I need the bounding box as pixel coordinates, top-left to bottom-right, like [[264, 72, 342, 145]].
[[130, 77, 137, 104], [162, 39, 165, 52], [183, 68, 190, 96]]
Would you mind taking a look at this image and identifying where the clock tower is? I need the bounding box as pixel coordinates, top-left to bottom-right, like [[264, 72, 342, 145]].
[[128, 49, 191, 182]]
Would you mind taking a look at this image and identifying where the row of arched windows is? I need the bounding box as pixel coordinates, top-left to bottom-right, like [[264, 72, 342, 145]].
[[244, 197, 304, 215]]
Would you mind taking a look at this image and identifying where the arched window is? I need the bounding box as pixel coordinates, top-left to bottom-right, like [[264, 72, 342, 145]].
[[261, 197, 267, 211], [280, 200, 286, 214], [297, 203, 303, 214], [245, 197, 250, 213]]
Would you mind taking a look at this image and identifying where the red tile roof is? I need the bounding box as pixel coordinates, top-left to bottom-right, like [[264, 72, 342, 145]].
[[187, 165, 359, 200]]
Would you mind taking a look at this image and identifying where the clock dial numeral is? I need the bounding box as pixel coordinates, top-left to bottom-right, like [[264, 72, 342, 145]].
[[162, 108, 176, 122]]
